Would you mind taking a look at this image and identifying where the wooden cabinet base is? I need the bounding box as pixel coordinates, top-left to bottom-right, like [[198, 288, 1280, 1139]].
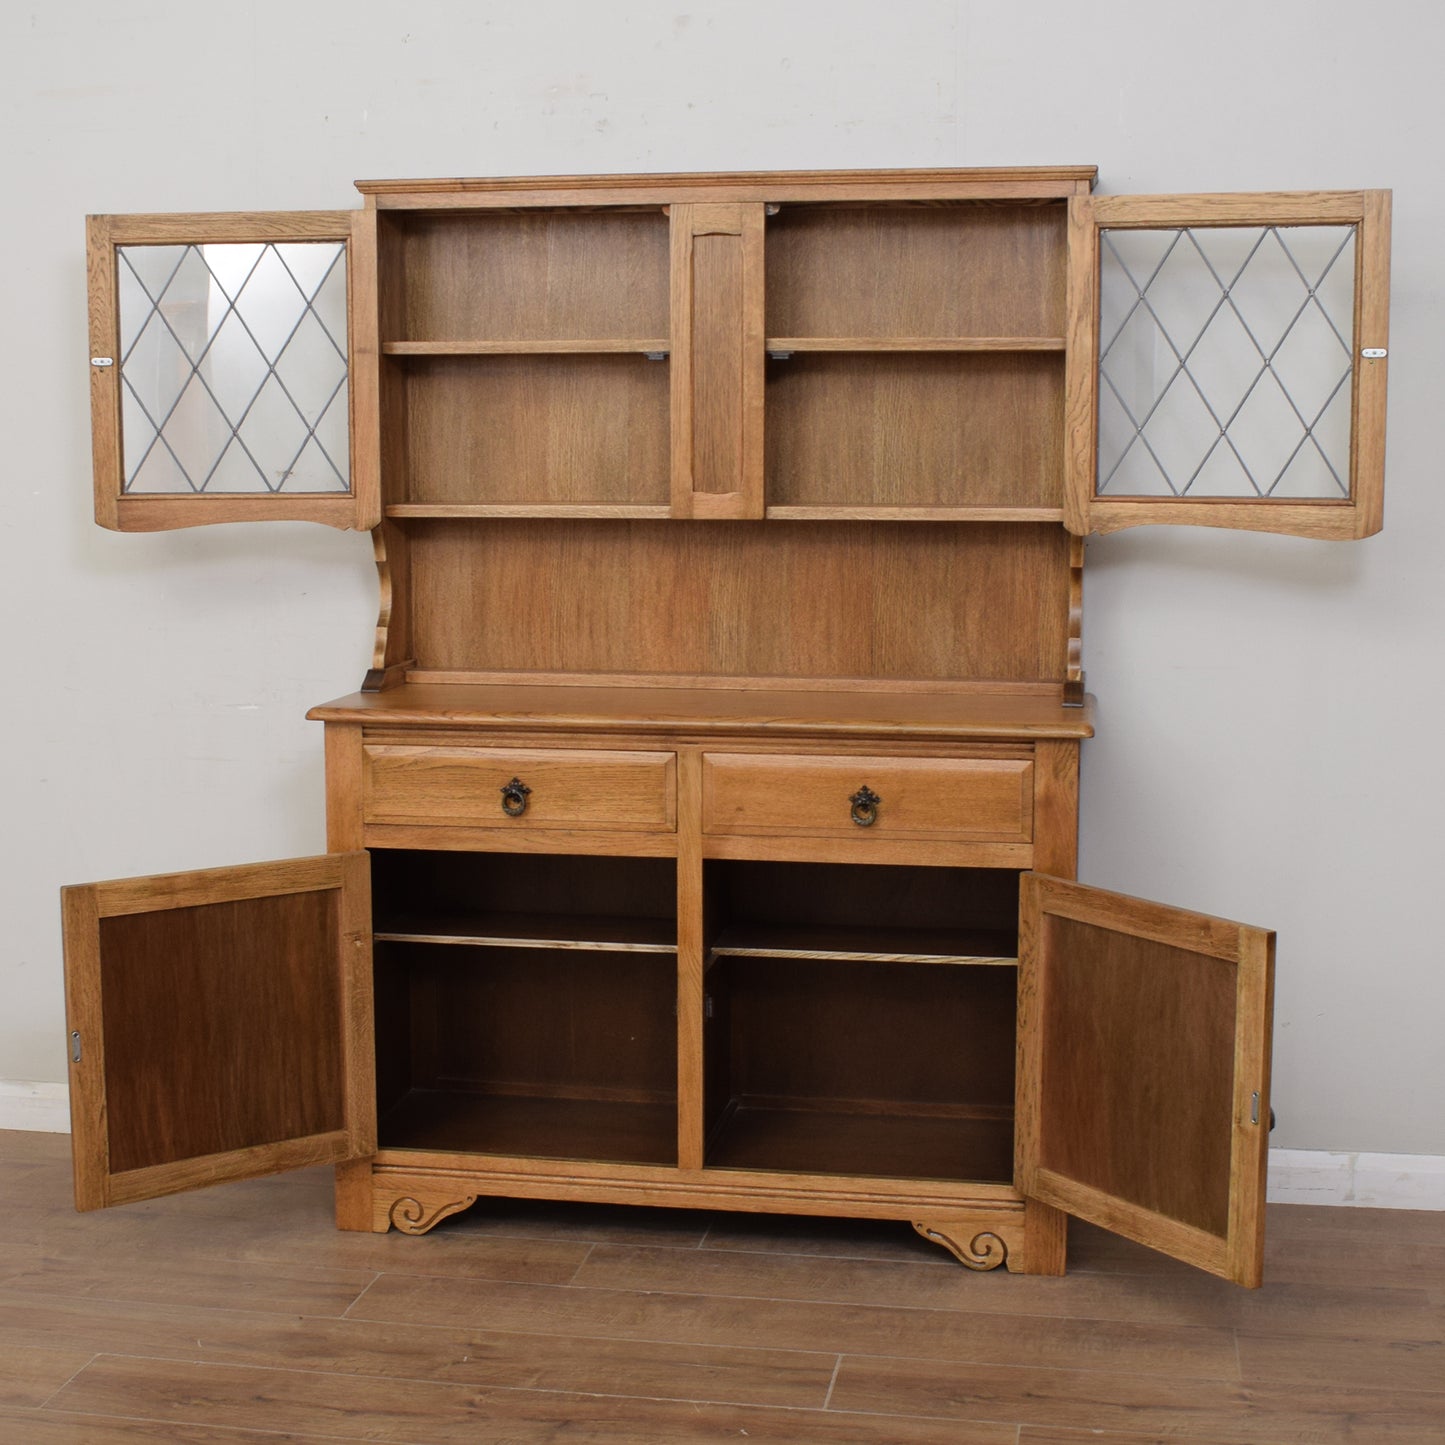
[[343, 1160, 1066, 1273]]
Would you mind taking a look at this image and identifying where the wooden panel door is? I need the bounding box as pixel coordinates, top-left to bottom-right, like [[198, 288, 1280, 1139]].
[[1017, 873, 1274, 1285], [669, 203, 765, 517], [1066, 190, 1389, 538], [87, 210, 379, 531], [62, 853, 375, 1210]]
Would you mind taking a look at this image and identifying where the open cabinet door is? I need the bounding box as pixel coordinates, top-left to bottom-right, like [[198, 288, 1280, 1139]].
[[1017, 873, 1274, 1286], [1066, 190, 1389, 538], [87, 210, 379, 532], [62, 853, 375, 1210]]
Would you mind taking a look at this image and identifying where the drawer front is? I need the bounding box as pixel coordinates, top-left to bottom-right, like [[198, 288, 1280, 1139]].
[[702, 753, 1033, 843], [364, 747, 677, 832]]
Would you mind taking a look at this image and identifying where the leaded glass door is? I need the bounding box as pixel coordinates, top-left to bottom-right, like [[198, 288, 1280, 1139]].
[[1065, 191, 1389, 539], [87, 211, 379, 531]]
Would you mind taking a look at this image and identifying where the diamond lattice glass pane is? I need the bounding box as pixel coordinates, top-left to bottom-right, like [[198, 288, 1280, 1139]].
[[283, 436, 349, 493], [1140, 373, 1223, 486], [205, 437, 269, 493], [233, 247, 309, 363], [1101, 303, 1177, 424], [274, 311, 348, 426], [236, 374, 310, 491], [116, 241, 349, 495], [1099, 230, 1178, 351], [312, 387, 350, 479], [1228, 371, 1310, 489], [120, 245, 187, 303], [1141, 234, 1230, 357], [274, 242, 339, 300], [156, 247, 233, 361], [1228, 232, 1311, 357], [197, 243, 265, 302], [1186, 442, 1258, 497], [1272, 441, 1345, 498], [163, 374, 234, 484], [1307, 228, 1357, 340], [194, 310, 270, 419], [1098, 384, 1172, 495], [120, 385, 158, 473], [123, 314, 190, 429], [1184, 306, 1262, 422], [1271, 300, 1352, 422], [128, 439, 192, 493], [1097, 223, 1357, 500], [309, 253, 348, 348]]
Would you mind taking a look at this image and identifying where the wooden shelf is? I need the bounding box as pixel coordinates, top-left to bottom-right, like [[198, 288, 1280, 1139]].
[[706, 1098, 1014, 1183], [375, 911, 676, 953], [385, 503, 672, 520], [710, 923, 1016, 966], [378, 1088, 677, 1166], [766, 336, 1065, 353], [764, 505, 1064, 522], [384, 339, 670, 356]]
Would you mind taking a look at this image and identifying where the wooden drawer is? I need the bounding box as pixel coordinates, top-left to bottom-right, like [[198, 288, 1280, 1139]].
[[701, 753, 1033, 843], [364, 746, 677, 832]]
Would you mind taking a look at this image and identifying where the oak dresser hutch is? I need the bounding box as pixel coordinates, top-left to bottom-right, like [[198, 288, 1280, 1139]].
[[63, 168, 1390, 1287]]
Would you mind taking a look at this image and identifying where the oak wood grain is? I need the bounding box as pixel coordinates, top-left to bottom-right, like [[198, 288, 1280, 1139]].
[[401, 520, 1073, 684], [701, 751, 1033, 842]]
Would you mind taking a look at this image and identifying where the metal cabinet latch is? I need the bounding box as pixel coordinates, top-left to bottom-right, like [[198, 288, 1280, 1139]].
[[70, 1031, 82, 1063]]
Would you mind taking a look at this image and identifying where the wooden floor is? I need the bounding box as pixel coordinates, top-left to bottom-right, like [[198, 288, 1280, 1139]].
[[1, 1131, 1442, 1442]]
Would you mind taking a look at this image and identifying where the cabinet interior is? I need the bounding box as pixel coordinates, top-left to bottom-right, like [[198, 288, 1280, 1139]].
[[702, 860, 1019, 1183], [371, 850, 678, 1167]]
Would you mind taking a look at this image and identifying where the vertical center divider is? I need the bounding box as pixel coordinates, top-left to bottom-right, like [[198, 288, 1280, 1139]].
[[675, 746, 707, 1169], [670, 203, 766, 518]]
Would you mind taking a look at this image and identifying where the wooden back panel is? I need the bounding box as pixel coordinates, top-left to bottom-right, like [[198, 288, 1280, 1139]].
[[766, 202, 1067, 340], [405, 520, 1071, 685], [378, 209, 670, 343]]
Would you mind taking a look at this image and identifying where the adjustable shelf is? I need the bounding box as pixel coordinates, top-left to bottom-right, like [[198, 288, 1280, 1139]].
[[384, 339, 669, 355], [765, 336, 1065, 353], [709, 922, 1017, 967], [375, 910, 676, 953]]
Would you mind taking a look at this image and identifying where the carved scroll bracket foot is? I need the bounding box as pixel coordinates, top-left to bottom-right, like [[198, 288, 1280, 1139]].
[[387, 1190, 480, 1235], [912, 1220, 1009, 1271]]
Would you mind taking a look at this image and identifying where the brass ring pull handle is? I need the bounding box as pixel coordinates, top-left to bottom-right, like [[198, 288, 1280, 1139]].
[[500, 777, 532, 817], [849, 785, 881, 827]]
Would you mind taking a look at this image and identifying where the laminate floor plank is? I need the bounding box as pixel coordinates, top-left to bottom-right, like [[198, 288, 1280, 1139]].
[[0, 1254, 377, 1318], [0, 1344, 94, 1409], [4, 1183, 600, 1283], [352, 1270, 1241, 1379], [0, 1289, 835, 1409], [1018, 1431, 1271, 1445], [567, 1237, 1443, 1340], [0, 1406, 342, 1443], [829, 1355, 1445, 1442], [46, 1355, 1015, 1445], [1236, 1326, 1445, 1393]]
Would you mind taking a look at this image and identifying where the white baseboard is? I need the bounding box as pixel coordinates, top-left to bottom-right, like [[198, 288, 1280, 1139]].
[[1268, 1148, 1445, 1210], [0, 1080, 70, 1132], [2, 1081, 1441, 1209]]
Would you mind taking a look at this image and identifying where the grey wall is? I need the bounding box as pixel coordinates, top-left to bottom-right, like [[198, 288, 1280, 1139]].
[[3, 0, 1440, 1153]]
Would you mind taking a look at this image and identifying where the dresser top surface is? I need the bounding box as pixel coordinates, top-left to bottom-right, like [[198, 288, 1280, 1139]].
[[308, 682, 1096, 741]]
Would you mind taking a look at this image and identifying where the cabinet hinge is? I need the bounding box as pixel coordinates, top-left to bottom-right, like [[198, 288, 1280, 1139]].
[[704, 995, 714, 1020]]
